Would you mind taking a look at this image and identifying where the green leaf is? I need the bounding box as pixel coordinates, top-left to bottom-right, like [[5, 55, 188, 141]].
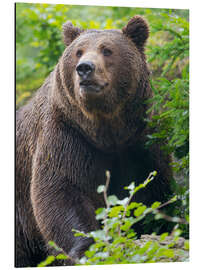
[[48, 241, 62, 251], [107, 195, 119, 206], [138, 242, 152, 255], [160, 232, 169, 241], [155, 213, 164, 220], [90, 230, 110, 241], [55, 254, 68, 260], [184, 240, 189, 250], [162, 249, 175, 258], [127, 202, 142, 211], [97, 185, 105, 193], [73, 230, 88, 237], [109, 205, 124, 218], [94, 242, 106, 249], [113, 236, 126, 244], [134, 206, 147, 217], [85, 250, 96, 258], [151, 201, 161, 209], [173, 229, 182, 237], [151, 171, 157, 177], [117, 197, 129, 206], [124, 182, 135, 190], [37, 255, 55, 267], [147, 242, 159, 257], [120, 220, 133, 231], [127, 232, 136, 239], [95, 208, 106, 220], [170, 195, 178, 203]]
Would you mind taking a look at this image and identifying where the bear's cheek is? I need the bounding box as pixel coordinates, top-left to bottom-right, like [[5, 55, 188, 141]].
[[60, 52, 78, 91]]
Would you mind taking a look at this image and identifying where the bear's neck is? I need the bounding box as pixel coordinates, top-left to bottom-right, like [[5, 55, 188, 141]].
[[54, 103, 147, 153]]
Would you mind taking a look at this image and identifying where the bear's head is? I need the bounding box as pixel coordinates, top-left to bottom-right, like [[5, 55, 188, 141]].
[[56, 16, 151, 123]]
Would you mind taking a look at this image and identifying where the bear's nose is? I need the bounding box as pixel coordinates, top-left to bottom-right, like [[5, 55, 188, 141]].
[[76, 61, 95, 79]]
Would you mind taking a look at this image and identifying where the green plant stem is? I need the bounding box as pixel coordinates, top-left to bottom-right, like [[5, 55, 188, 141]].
[[103, 170, 111, 243]]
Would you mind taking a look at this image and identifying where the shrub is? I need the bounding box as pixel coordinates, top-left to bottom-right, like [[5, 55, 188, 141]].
[[38, 171, 189, 266]]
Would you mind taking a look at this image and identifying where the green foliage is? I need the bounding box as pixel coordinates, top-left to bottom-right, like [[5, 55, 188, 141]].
[[37, 256, 55, 267], [146, 12, 189, 177], [143, 12, 189, 237], [37, 242, 68, 267], [16, 3, 68, 107], [42, 171, 188, 266], [75, 173, 188, 265]]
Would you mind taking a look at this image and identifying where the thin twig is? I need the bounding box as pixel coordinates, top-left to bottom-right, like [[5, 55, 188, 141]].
[[122, 172, 156, 220], [118, 172, 157, 235], [154, 210, 188, 224], [104, 170, 110, 208], [103, 170, 111, 243], [157, 196, 177, 210]]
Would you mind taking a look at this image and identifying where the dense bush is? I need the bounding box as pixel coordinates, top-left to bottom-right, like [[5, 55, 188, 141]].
[[16, 3, 189, 263], [38, 171, 189, 266], [144, 12, 189, 238]]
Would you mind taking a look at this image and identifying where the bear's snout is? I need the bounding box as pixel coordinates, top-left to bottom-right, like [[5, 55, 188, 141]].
[[76, 61, 95, 80], [76, 60, 109, 95]]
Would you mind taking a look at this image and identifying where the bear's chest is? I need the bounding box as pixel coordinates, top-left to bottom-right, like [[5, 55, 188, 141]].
[[108, 146, 153, 200]]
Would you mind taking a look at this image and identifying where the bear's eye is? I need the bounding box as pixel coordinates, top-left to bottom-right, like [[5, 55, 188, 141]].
[[102, 48, 112, 57], [76, 50, 83, 58]]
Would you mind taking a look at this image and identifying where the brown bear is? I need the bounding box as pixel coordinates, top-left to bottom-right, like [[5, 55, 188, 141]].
[[16, 16, 172, 267]]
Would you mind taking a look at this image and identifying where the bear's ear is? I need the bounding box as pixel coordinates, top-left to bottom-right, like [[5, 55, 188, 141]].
[[62, 21, 83, 46], [122, 16, 149, 50]]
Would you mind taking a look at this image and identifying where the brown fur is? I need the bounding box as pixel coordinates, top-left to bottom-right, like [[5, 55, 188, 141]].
[[16, 16, 172, 267]]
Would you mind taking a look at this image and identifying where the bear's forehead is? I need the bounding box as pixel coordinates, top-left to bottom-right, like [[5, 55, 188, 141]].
[[74, 29, 127, 47]]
